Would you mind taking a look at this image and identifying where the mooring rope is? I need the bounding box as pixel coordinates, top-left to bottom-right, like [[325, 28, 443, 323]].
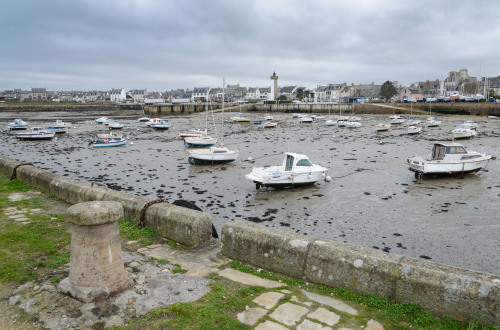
[[10, 163, 33, 180], [139, 199, 168, 228]]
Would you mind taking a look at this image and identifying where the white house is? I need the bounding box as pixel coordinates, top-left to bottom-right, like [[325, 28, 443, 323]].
[[110, 88, 126, 102], [192, 87, 210, 102]]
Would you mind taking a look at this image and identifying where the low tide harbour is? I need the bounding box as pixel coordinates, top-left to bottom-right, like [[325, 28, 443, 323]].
[[1, 109, 499, 275]]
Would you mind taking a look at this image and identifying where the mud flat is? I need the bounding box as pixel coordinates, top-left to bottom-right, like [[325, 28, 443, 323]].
[[1, 110, 499, 275]]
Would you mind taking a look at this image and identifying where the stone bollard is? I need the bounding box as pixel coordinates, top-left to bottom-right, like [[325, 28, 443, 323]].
[[58, 201, 134, 302]]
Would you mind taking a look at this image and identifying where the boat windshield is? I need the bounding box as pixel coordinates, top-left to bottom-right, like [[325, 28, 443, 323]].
[[296, 158, 313, 166], [445, 146, 467, 154]]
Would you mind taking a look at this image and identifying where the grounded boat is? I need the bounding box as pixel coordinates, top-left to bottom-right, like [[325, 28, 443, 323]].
[[426, 119, 441, 127], [407, 119, 422, 125], [298, 116, 313, 123], [138, 117, 150, 122], [390, 118, 405, 125], [264, 115, 273, 121], [232, 114, 251, 122], [262, 122, 277, 128], [178, 130, 205, 139], [47, 120, 70, 133], [407, 142, 491, 178], [462, 120, 478, 130], [345, 121, 362, 128], [407, 126, 422, 135], [90, 132, 127, 148], [146, 118, 163, 127], [188, 146, 239, 164], [7, 119, 29, 130], [184, 135, 217, 147], [337, 120, 347, 127], [95, 116, 113, 124], [325, 120, 336, 126], [108, 121, 124, 130], [149, 119, 170, 130], [376, 123, 390, 131], [245, 152, 328, 189], [16, 127, 55, 140], [452, 124, 477, 139]]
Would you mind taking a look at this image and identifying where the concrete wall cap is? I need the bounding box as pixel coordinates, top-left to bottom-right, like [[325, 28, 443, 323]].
[[66, 201, 124, 226]]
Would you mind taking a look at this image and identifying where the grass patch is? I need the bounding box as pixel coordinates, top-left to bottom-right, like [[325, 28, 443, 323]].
[[118, 218, 158, 242]]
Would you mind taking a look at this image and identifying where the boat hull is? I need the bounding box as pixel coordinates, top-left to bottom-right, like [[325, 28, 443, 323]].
[[92, 141, 127, 148], [407, 157, 491, 175], [16, 134, 55, 140], [245, 167, 327, 188]]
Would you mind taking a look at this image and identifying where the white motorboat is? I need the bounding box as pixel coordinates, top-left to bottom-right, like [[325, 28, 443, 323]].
[[345, 121, 361, 128], [95, 116, 113, 124], [389, 115, 404, 120], [348, 116, 361, 121], [452, 124, 477, 139], [184, 135, 217, 147], [407, 119, 422, 125], [188, 146, 239, 164], [407, 142, 491, 178], [325, 120, 337, 126], [149, 119, 170, 130], [138, 117, 150, 122], [407, 126, 422, 135], [7, 118, 29, 130], [90, 132, 127, 148], [16, 127, 55, 140], [245, 152, 329, 189], [298, 116, 313, 123], [264, 115, 273, 121], [337, 120, 347, 127], [376, 123, 390, 131], [338, 116, 349, 121], [47, 120, 70, 133], [108, 121, 124, 130], [146, 118, 163, 126]]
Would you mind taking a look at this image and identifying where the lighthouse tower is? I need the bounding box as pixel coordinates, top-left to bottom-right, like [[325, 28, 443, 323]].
[[270, 71, 279, 101]]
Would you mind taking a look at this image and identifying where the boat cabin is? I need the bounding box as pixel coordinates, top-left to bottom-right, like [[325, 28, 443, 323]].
[[282, 153, 313, 171], [431, 143, 467, 160]]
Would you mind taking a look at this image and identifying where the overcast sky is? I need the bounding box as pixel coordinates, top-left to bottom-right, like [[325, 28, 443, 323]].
[[1, 0, 499, 92]]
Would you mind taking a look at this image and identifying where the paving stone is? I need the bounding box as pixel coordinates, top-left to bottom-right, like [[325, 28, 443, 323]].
[[236, 307, 267, 326], [302, 290, 358, 315], [307, 307, 340, 326], [269, 302, 309, 326], [280, 289, 292, 294], [31, 208, 42, 212], [13, 217, 29, 222], [291, 295, 312, 306], [186, 267, 218, 277], [218, 269, 283, 289], [253, 292, 284, 309], [365, 319, 384, 329], [298, 318, 331, 330], [255, 320, 289, 330], [9, 214, 28, 219]]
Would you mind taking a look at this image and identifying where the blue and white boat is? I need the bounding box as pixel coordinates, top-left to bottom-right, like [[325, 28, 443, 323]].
[[7, 119, 29, 130], [47, 120, 71, 133], [184, 135, 217, 147], [108, 121, 124, 130], [150, 119, 170, 130], [95, 116, 113, 124], [16, 127, 55, 140], [90, 132, 127, 148]]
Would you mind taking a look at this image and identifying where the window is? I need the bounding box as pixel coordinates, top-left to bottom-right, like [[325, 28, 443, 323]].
[[285, 155, 294, 171], [296, 159, 313, 166]]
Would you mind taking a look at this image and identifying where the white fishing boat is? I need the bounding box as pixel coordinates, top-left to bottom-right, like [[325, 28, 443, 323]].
[[325, 120, 336, 126], [47, 120, 71, 129], [376, 123, 390, 131], [452, 124, 477, 139], [390, 118, 405, 125], [16, 127, 55, 140], [407, 119, 421, 125], [150, 119, 170, 130], [245, 152, 329, 189], [407, 142, 491, 178], [345, 121, 362, 128], [184, 135, 217, 147], [407, 126, 422, 135], [188, 79, 238, 164], [7, 119, 29, 130], [108, 121, 124, 130], [264, 115, 273, 121], [90, 132, 127, 148], [146, 118, 163, 126], [337, 120, 347, 127], [138, 117, 150, 122]]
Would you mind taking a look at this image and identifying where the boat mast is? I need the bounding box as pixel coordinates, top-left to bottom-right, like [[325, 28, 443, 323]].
[[221, 77, 225, 146]]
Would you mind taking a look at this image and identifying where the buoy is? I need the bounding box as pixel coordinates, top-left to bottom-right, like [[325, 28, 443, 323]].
[[247, 157, 252, 162], [325, 176, 332, 182], [130, 142, 134, 145]]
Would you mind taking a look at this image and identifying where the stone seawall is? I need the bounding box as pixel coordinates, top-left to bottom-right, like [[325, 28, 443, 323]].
[[0, 155, 212, 247], [221, 221, 500, 326]]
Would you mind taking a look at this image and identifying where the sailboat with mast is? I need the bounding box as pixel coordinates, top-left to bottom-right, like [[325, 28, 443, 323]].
[[187, 78, 239, 164], [426, 98, 441, 127]]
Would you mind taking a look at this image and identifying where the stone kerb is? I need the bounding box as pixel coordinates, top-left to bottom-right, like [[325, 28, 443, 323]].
[[221, 220, 500, 325], [58, 201, 134, 302], [221, 220, 313, 278], [0, 155, 213, 247], [305, 239, 401, 301]]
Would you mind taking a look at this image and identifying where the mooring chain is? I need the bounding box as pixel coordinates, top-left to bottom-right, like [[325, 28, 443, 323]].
[[138, 199, 168, 228], [10, 163, 33, 180]]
